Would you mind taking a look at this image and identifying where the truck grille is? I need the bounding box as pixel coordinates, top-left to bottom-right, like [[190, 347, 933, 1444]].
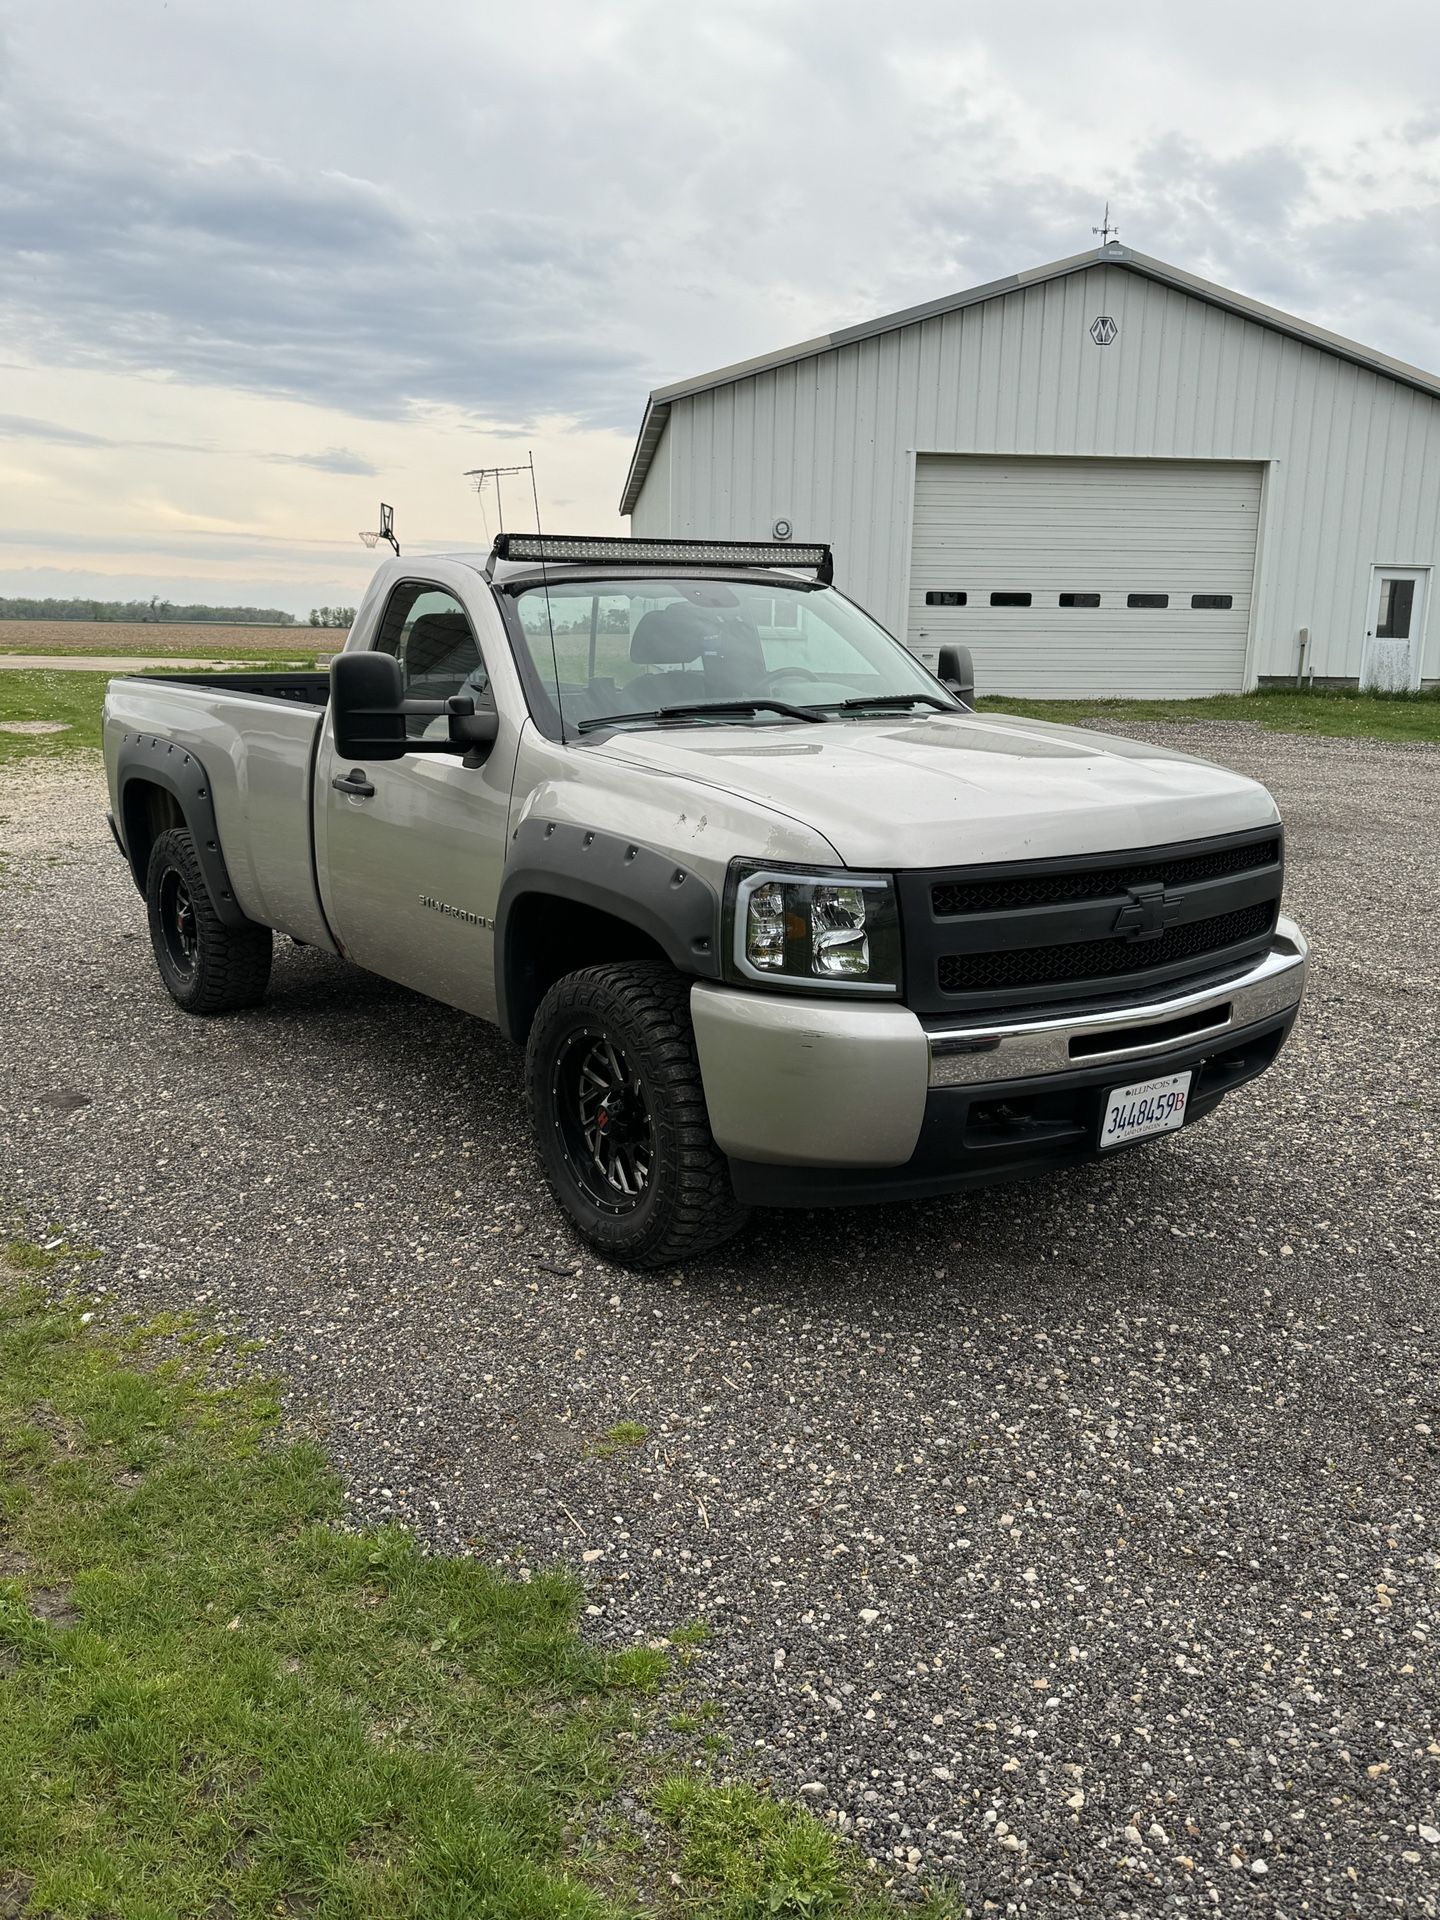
[[931, 834, 1281, 918], [935, 901, 1275, 994], [899, 828, 1284, 1016]]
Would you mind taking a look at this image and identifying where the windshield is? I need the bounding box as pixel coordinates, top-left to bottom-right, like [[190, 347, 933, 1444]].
[[503, 576, 955, 735]]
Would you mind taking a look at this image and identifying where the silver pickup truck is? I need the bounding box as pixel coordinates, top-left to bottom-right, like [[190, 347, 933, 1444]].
[[103, 534, 1307, 1267]]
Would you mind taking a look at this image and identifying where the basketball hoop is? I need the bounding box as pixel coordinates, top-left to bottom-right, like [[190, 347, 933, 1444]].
[[358, 502, 399, 557]]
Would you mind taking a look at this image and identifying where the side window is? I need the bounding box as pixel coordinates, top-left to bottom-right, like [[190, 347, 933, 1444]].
[[373, 583, 490, 740]]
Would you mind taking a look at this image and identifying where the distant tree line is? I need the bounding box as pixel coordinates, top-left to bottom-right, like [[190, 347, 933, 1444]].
[[308, 607, 357, 629], [0, 595, 297, 625]]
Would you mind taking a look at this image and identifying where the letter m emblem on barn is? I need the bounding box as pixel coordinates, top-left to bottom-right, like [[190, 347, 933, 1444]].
[[1090, 315, 1118, 346]]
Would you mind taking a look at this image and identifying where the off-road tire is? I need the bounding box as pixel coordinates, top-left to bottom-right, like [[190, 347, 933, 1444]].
[[145, 827, 272, 1015], [526, 962, 749, 1268]]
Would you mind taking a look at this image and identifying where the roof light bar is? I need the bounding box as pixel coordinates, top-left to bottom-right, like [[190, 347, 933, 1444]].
[[492, 532, 832, 583]]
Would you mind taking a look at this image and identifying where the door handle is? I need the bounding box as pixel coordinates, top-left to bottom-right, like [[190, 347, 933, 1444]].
[[332, 769, 375, 797]]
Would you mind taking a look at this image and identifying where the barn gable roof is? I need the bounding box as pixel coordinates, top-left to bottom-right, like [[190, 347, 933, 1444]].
[[619, 243, 1440, 514]]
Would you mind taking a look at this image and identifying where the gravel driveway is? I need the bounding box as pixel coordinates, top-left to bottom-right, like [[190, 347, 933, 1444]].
[[2, 727, 1437, 1917]]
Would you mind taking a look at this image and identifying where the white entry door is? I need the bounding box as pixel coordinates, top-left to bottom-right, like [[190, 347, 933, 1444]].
[[1361, 568, 1428, 690]]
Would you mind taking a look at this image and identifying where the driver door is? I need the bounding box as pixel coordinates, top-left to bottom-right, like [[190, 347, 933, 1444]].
[[315, 580, 517, 1019]]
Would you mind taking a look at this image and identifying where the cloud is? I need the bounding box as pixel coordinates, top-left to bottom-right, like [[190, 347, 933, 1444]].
[[0, 412, 215, 455], [1, 0, 1438, 633], [893, 126, 1440, 389], [0, 413, 112, 448], [261, 447, 380, 477], [2, 0, 1440, 471], [0, 413, 382, 476], [0, 88, 646, 427], [0, 525, 481, 567], [0, 525, 370, 563]]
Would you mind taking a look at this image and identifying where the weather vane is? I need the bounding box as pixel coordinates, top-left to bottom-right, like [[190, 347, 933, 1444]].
[[1093, 202, 1119, 246]]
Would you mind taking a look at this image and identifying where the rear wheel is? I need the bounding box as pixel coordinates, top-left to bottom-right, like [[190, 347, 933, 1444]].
[[145, 828, 272, 1015], [526, 963, 748, 1268]]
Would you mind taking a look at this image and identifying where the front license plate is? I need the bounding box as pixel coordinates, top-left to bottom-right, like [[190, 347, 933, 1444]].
[[1099, 1070, 1192, 1149]]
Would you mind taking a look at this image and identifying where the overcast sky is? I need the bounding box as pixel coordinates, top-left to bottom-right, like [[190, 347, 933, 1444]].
[[4, 0, 1439, 615]]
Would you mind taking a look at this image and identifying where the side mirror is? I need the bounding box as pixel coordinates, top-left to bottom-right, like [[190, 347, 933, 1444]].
[[331, 651, 408, 761], [446, 696, 499, 768], [937, 643, 975, 708], [331, 651, 500, 764]]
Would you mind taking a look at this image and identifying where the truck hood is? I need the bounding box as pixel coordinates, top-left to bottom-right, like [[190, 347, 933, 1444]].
[[591, 711, 1278, 867]]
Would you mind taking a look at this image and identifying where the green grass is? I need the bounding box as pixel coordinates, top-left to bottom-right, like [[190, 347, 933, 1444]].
[[0, 1271, 951, 1918], [590, 1422, 650, 1459], [0, 671, 111, 767], [1, 1237, 85, 1275], [980, 682, 1440, 743], [651, 1780, 963, 1920], [655, 1780, 857, 1919], [0, 661, 321, 770]]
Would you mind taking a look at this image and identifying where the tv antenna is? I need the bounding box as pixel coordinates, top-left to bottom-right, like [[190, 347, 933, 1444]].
[[464, 454, 564, 741], [1092, 202, 1119, 247], [359, 502, 399, 557], [463, 463, 533, 541]]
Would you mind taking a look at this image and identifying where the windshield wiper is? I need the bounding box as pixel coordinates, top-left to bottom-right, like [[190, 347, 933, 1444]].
[[814, 692, 957, 714], [576, 699, 827, 734]]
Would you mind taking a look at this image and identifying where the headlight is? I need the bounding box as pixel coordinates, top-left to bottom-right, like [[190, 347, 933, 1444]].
[[728, 863, 900, 994]]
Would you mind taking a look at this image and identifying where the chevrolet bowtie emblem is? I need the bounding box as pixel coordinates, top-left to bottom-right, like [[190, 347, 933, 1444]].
[[1112, 882, 1175, 942]]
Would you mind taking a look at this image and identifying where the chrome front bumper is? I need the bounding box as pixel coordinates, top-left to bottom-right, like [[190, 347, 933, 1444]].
[[691, 919, 1307, 1170], [928, 917, 1308, 1089]]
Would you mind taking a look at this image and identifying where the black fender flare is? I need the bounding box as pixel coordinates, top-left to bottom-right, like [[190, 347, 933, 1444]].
[[495, 817, 721, 1041], [113, 732, 252, 929]]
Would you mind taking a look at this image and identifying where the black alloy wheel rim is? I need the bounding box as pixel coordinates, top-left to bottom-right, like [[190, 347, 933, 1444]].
[[553, 1026, 654, 1214], [158, 866, 199, 975]]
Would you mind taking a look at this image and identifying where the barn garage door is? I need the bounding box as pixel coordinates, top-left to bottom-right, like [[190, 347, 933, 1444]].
[[906, 456, 1262, 697]]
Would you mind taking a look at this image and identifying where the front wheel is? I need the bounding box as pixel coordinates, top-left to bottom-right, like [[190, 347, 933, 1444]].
[[526, 963, 749, 1268]]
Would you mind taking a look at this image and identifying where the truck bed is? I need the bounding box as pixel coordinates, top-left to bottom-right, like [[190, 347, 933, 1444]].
[[103, 670, 335, 949], [121, 669, 332, 706]]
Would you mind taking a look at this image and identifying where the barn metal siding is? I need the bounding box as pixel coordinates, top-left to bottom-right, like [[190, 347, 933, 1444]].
[[633, 263, 1440, 685], [631, 416, 672, 531]]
